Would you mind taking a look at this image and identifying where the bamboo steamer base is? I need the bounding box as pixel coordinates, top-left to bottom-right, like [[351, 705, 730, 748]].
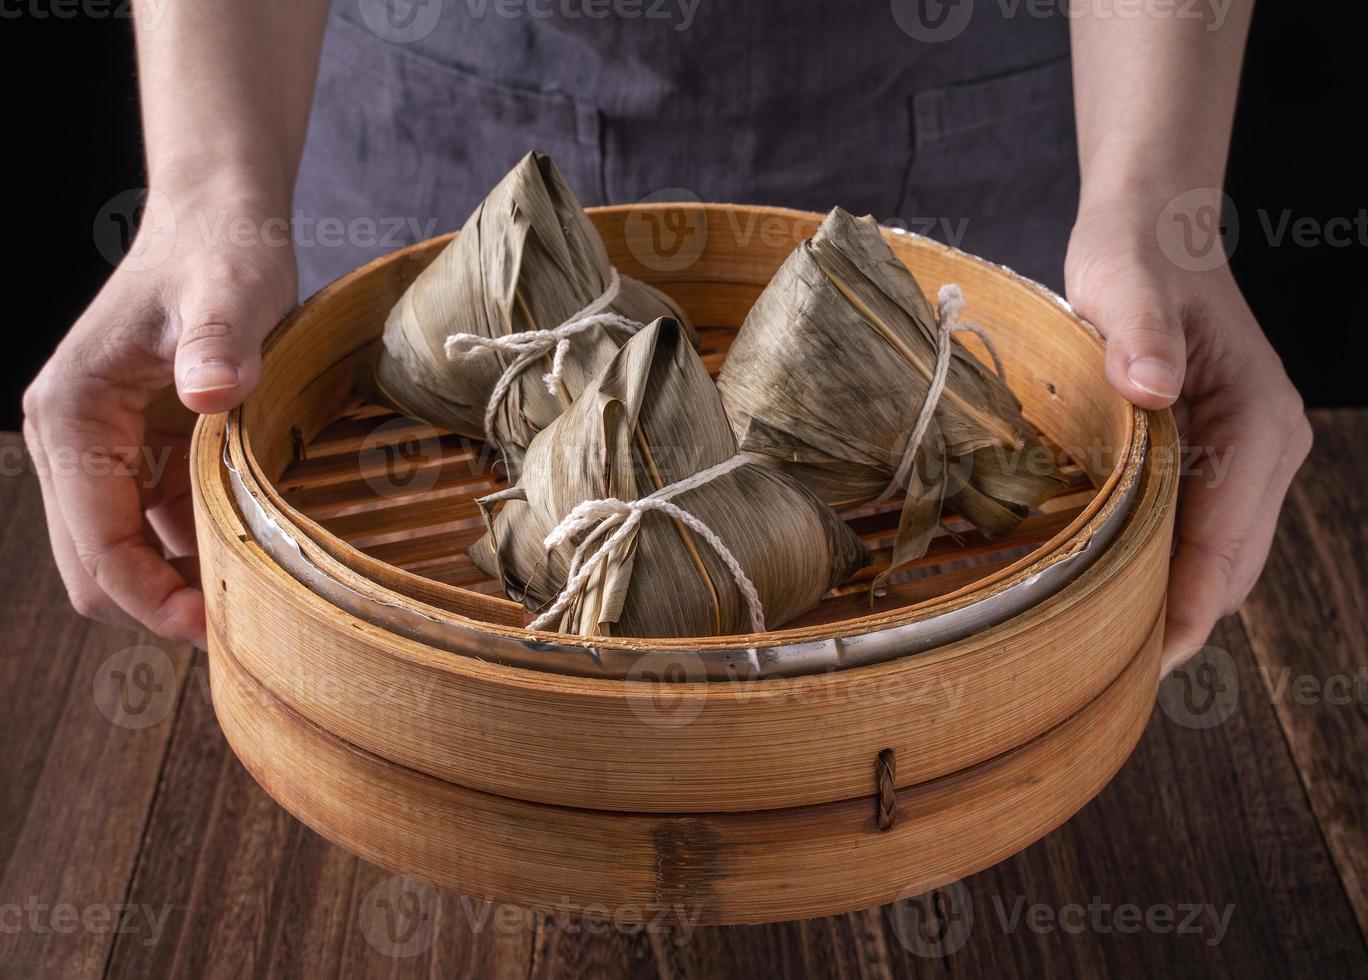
[[195, 406, 1170, 921], [209, 603, 1159, 925], [195, 408, 1173, 814], [193, 204, 1179, 923]]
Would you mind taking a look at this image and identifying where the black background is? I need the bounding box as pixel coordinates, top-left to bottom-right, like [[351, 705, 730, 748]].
[[2, 3, 1362, 430]]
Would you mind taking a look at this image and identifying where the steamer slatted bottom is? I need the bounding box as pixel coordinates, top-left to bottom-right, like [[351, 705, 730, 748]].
[[192, 204, 1179, 924], [275, 337, 1099, 620]]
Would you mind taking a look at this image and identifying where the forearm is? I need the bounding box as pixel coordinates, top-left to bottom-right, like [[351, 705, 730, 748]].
[[1069, 0, 1254, 207], [133, 0, 331, 210]]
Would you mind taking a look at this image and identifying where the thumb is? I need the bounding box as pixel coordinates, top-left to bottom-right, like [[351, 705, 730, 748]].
[[1083, 283, 1188, 411], [173, 278, 281, 415]]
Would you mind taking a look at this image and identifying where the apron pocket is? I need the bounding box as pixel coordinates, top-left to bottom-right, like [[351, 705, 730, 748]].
[[295, 14, 605, 293], [895, 56, 1078, 290]]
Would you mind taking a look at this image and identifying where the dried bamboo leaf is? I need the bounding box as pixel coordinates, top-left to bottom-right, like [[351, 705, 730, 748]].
[[469, 318, 870, 638], [717, 207, 1064, 572], [880, 424, 949, 589], [373, 150, 694, 477]]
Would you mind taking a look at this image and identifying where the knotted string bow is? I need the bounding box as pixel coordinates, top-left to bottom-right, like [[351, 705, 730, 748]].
[[870, 283, 1006, 509], [445, 268, 643, 447], [527, 454, 766, 634]]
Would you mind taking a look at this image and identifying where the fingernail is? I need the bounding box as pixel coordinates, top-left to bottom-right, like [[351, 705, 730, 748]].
[[182, 360, 239, 394], [1127, 357, 1180, 400]]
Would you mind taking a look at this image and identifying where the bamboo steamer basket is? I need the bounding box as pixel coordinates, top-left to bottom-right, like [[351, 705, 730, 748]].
[[192, 204, 1179, 924]]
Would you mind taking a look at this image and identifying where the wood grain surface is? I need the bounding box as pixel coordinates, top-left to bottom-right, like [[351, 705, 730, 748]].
[[2, 418, 1367, 977]]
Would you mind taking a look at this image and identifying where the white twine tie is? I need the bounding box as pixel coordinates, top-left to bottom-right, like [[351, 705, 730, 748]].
[[445, 268, 643, 446], [527, 454, 766, 634], [871, 284, 1005, 509]]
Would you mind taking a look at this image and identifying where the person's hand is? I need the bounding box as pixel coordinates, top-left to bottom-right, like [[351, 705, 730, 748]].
[[1065, 186, 1312, 675], [23, 183, 296, 646]]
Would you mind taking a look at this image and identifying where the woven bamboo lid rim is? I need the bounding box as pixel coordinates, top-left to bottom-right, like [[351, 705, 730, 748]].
[[222, 415, 1146, 678], [220, 203, 1160, 671]]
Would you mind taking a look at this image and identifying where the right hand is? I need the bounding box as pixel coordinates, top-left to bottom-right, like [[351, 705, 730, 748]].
[[23, 184, 297, 646], [1066, 192, 1312, 675]]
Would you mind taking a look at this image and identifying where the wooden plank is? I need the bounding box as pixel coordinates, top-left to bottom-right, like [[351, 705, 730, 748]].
[[104, 652, 312, 979], [278, 433, 488, 496], [0, 435, 193, 979], [641, 913, 893, 979], [1238, 409, 1368, 937], [105, 649, 536, 980]]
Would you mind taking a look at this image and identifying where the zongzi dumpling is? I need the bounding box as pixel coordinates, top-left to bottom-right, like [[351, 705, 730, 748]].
[[717, 207, 1063, 581], [468, 317, 869, 638], [374, 150, 693, 476]]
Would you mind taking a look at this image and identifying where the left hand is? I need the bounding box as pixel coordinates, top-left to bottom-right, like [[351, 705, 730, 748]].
[[1065, 188, 1313, 675]]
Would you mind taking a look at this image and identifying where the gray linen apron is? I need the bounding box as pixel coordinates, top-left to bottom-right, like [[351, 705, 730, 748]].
[[294, 0, 1078, 296]]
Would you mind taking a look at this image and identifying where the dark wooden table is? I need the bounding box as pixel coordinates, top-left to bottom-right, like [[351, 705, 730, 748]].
[[1, 412, 1365, 979]]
